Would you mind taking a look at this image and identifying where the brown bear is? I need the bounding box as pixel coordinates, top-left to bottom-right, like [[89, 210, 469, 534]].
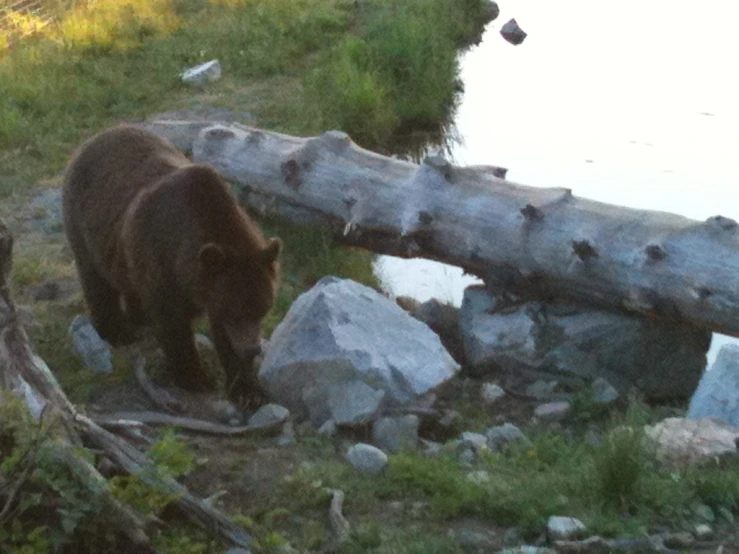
[[62, 124, 281, 405]]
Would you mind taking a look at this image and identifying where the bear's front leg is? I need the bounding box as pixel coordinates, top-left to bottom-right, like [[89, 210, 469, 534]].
[[210, 323, 267, 409], [153, 318, 212, 392]]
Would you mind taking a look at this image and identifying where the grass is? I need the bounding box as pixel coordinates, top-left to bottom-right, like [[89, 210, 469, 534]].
[[243, 404, 739, 549]]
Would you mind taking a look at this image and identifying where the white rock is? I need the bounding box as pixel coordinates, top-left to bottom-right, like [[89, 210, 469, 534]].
[[645, 417, 739, 466], [260, 277, 459, 423], [248, 404, 290, 427], [181, 59, 221, 86], [481, 382, 506, 404], [687, 344, 739, 426], [534, 401, 572, 421], [466, 470, 490, 484], [69, 314, 113, 373], [485, 423, 529, 452], [547, 516, 587, 540], [318, 419, 338, 437], [346, 443, 388, 475], [592, 377, 619, 404], [459, 431, 488, 453]]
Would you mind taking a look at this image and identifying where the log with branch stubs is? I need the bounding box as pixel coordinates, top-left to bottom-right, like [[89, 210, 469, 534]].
[[142, 119, 739, 337], [0, 222, 255, 550]]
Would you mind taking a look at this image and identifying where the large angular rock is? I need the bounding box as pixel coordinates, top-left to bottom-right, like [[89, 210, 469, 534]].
[[687, 344, 739, 425], [460, 285, 710, 400], [260, 277, 459, 424], [645, 417, 739, 466]]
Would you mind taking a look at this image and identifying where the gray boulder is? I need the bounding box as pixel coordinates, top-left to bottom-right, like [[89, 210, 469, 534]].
[[687, 344, 739, 425], [372, 415, 419, 452], [460, 285, 709, 400], [485, 423, 529, 452], [260, 277, 459, 425], [412, 298, 466, 364], [346, 443, 388, 475]]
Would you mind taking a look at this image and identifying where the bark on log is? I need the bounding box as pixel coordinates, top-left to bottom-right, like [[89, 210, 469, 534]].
[[0, 221, 253, 550], [142, 120, 739, 337]]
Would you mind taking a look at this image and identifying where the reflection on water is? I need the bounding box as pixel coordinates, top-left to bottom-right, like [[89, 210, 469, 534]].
[[375, 0, 739, 366]]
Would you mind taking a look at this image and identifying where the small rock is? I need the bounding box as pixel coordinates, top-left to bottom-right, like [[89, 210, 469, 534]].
[[694, 523, 712, 540], [527, 380, 560, 399], [318, 419, 338, 437], [453, 529, 497, 549], [481, 382, 506, 405], [459, 431, 488, 454], [225, 549, 250, 554], [420, 438, 443, 456], [485, 423, 529, 452], [534, 401, 572, 421], [591, 377, 619, 404], [69, 314, 113, 373], [500, 18, 527, 45], [181, 59, 221, 86], [466, 470, 490, 484], [662, 532, 694, 549], [346, 443, 388, 475], [547, 516, 586, 541], [248, 404, 290, 427], [692, 503, 715, 522], [458, 448, 476, 465], [211, 400, 243, 425], [372, 415, 419, 452], [274, 435, 297, 447]]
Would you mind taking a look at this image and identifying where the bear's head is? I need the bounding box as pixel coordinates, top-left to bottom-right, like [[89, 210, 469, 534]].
[[198, 238, 282, 362]]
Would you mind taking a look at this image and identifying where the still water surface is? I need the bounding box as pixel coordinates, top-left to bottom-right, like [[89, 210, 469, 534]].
[[374, 1, 739, 366]]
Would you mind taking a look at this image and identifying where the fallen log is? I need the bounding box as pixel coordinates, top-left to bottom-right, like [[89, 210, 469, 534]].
[[0, 221, 253, 550], [142, 120, 739, 337]]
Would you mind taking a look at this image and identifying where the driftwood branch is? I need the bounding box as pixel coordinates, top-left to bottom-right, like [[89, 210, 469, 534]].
[[0, 221, 253, 549], [142, 120, 739, 337]]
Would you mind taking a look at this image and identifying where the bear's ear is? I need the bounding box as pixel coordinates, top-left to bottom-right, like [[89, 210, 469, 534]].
[[261, 238, 282, 264], [199, 243, 227, 273]]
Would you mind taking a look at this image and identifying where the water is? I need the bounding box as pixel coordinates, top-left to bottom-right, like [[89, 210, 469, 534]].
[[374, 0, 739, 365]]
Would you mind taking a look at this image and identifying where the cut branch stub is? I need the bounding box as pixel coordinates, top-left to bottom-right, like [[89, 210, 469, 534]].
[[705, 215, 738, 232], [520, 203, 543, 221], [645, 243, 667, 261], [320, 130, 351, 151], [572, 239, 599, 261]]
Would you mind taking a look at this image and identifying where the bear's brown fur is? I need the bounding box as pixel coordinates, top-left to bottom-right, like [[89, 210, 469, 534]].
[[62, 124, 281, 404]]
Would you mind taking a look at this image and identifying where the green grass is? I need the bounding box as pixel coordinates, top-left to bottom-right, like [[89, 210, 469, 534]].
[[251, 405, 739, 547]]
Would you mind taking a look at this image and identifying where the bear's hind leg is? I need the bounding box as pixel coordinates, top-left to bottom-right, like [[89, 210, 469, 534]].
[[76, 263, 136, 346]]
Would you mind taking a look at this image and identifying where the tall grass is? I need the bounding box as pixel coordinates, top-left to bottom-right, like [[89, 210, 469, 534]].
[[305, 0, 490, 153], [0, 0, 351, 192]]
